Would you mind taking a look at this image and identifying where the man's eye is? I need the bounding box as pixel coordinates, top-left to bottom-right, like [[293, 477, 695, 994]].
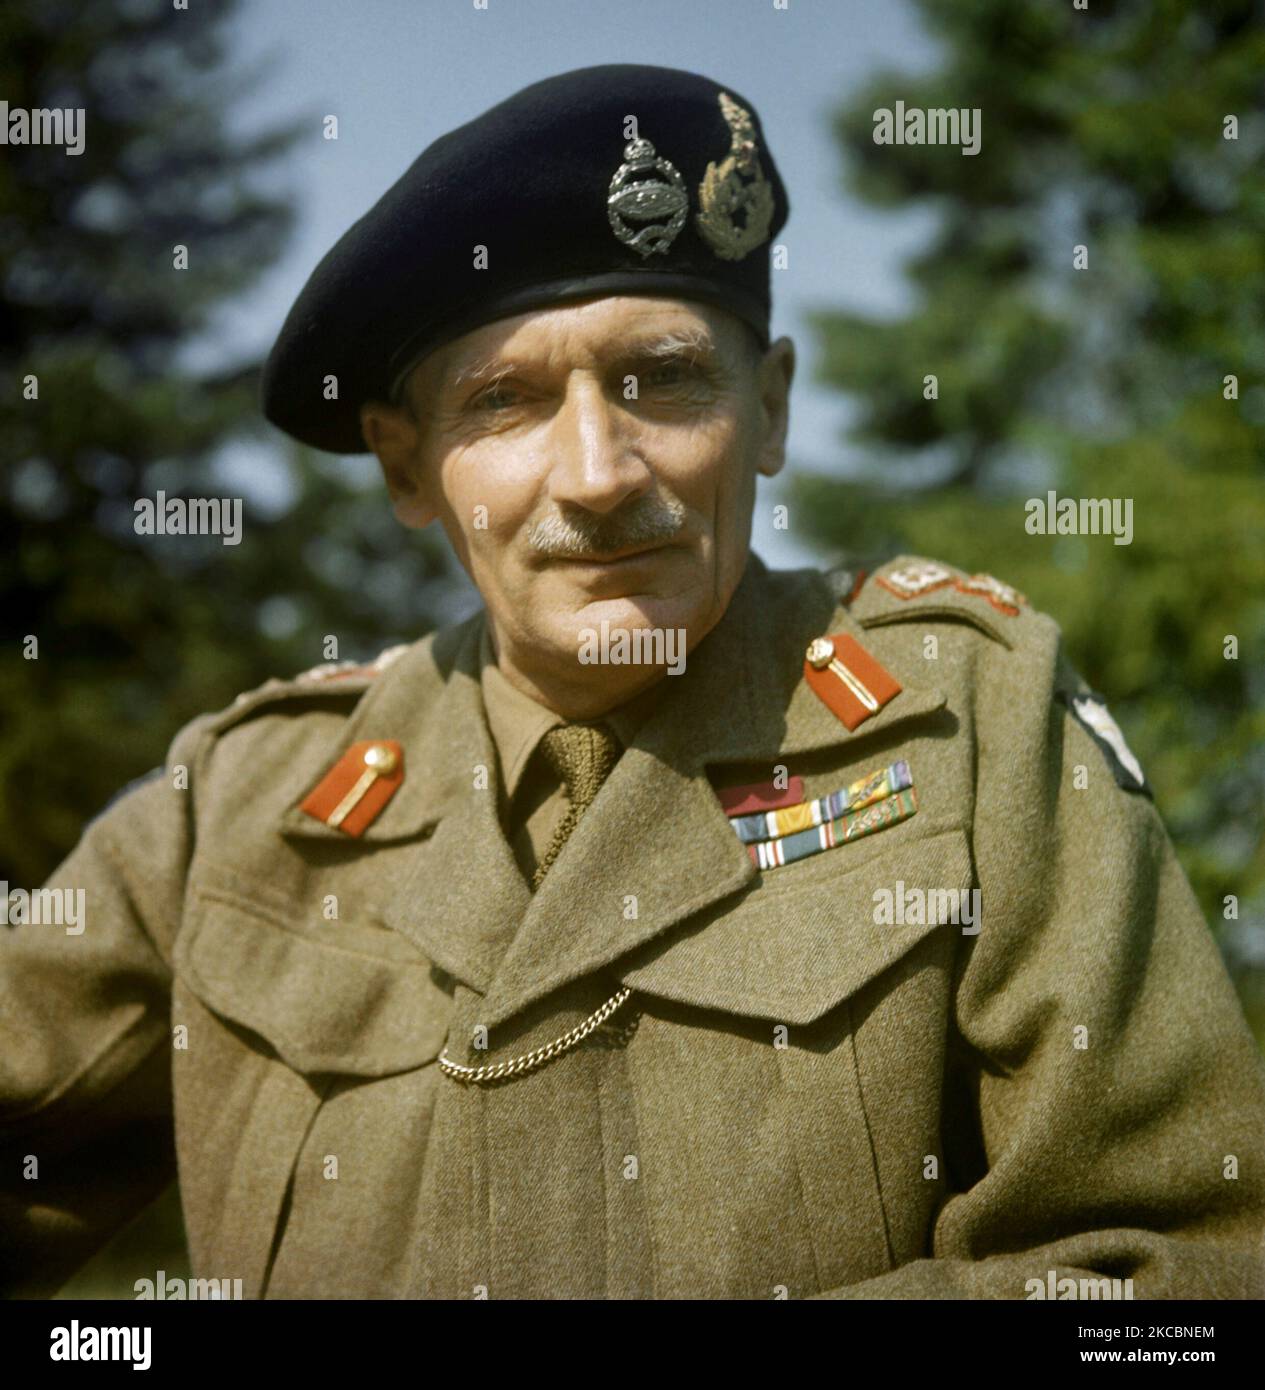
[[471, 384, 520, 411], [642, 362, 690, 387]]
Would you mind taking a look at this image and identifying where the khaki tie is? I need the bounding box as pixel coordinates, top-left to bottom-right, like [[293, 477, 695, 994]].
[[531, 721, 621, 890], [437, 718, 632, 1082]]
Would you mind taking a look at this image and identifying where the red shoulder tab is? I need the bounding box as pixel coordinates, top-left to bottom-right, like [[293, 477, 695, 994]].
[[804, 634, 902, 731], [300, 739, 405, 836]]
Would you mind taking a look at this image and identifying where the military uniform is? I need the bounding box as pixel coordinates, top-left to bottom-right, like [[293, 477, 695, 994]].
[[479, 624, 666, 886], [8, 63, 1263, 1300], [4, 554, 1264, 1298]]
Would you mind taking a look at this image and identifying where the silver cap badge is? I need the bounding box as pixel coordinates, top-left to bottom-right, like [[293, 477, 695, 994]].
[[607, 136, 688, 258]]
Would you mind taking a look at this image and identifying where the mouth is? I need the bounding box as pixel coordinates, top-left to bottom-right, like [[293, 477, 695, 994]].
[[550, 542, 670, 567]]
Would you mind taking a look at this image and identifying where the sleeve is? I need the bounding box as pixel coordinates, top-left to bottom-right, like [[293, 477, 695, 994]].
[[0, 718, 206, 1298], [819, 627, 1265, 1299]]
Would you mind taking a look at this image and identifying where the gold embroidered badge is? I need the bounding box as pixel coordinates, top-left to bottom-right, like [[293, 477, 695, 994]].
[[696, 92, 775, 261]]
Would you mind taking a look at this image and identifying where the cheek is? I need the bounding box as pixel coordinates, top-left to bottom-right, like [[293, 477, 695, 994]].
[[656, 411, 755, 514], [437, 445, 540, 542]]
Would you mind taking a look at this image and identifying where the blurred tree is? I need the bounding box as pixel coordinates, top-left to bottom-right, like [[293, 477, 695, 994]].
[[2, 0, 466, 1299], [0, 0, 460, 891], [801, 0, 1265, 1039]]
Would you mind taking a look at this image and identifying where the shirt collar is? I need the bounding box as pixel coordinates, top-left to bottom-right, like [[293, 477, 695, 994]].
[[477, 620, 671, 801]]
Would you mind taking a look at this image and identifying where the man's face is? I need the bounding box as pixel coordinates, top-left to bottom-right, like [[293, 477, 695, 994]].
[[361, 295, 793, 707]]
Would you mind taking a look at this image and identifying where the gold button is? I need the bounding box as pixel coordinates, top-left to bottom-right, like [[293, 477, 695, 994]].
[[806, 637, 836, 669], [363, 743, 398, 775]]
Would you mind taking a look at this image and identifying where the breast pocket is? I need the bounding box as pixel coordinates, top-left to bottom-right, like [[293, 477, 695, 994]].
[[621, 820, 972, 1023], [173, 885, 452, 1076], [169, 876, 453, 1294], [616, 822, 972, 1297]]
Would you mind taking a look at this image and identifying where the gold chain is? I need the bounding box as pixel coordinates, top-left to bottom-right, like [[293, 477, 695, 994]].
[[437, 985, 633, 1085]]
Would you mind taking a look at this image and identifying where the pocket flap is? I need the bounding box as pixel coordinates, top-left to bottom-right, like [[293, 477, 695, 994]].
[[620, 824, 973, 1024], [174, 886, 452, 1076]]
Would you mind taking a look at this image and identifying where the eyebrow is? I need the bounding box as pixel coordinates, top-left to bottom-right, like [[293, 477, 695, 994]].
[[628, 327, 717, 361], [450, 353, 515, 388], [446, 327, 719, 391]]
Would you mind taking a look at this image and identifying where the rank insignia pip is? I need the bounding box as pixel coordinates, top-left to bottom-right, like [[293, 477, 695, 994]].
[[696, 92, 775, 261], [876, 562, 1026, 617], [294, 644, 410, 685], [876, 561, 955, 599], [300, 739, 405, 836], [804, 633, 902, 731], [954, 572, 1026, 617]]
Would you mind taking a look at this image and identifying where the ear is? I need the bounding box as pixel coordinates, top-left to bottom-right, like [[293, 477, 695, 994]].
[[359, 398, 437, 530], [755, 336, 795, 480]]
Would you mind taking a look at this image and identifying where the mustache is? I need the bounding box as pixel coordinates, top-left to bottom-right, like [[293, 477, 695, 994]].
[[525, 496, 687, 557]]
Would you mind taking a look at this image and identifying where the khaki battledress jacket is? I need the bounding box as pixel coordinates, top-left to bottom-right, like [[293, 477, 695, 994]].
[[3, 553, 1264, 1299]]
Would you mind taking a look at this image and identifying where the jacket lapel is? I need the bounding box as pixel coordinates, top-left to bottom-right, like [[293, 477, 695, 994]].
[[274, 623, 473, 844], [276, 617, 534, 992], [475, 556, 947, 1031], [373, 620, 534, 992], [274, 554, 948, 1025]]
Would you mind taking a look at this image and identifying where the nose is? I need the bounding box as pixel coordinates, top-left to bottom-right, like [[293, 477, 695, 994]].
[[544, 372, 651, 515]]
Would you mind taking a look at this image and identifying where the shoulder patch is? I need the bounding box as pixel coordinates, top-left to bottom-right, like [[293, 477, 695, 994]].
[[1059, 689, 1151, 796]]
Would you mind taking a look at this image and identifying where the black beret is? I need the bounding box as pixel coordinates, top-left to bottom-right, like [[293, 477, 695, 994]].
[[261, 63, 789, 454]]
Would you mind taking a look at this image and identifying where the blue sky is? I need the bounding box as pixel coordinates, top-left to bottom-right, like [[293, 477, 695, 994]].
[[214, 0, 937, 567]]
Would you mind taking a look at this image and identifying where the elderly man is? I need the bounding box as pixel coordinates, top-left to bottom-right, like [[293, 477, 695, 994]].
[[3, 65, 1263, 1301]]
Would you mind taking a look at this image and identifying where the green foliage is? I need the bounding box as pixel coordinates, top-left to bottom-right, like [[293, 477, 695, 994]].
[[801, 0, 1265, 1039], [0, 0, 458, 888]]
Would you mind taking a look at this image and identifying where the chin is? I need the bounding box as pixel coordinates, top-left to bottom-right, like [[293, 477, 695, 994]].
[[569, 592, 690, 633], [561, 589, 708, 654]]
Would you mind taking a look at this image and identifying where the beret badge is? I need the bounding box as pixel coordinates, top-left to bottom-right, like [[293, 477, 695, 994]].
[[696, 92, 775, 261], [607, 135, 689, 258]]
